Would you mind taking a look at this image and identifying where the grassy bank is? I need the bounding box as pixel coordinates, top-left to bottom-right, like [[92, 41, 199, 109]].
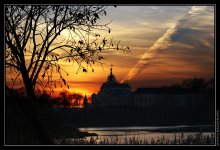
[[55, 132, 215, 145], [5, 100, 96, 144]]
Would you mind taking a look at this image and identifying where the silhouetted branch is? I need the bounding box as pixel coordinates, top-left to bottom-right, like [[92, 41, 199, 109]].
[[6, 5, 129, 94]]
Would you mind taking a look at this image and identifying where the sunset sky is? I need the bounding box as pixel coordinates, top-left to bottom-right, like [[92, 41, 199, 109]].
[[6, 5, 215, 97], [60, 5, 214, 96]]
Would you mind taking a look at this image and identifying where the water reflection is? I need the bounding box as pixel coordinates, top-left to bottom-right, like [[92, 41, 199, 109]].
[[79, 125, 214, 144]]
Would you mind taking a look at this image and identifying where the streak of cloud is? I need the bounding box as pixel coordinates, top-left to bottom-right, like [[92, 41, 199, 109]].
[[120, 20, 178, 82], [121, 6, 211, 83]]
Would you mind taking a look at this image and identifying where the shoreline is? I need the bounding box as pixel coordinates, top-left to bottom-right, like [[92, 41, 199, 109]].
[[78, 125, 215, 137]]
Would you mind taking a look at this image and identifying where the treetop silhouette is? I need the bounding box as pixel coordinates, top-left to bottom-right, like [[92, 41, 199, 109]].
[[5, 5, 130, 98]]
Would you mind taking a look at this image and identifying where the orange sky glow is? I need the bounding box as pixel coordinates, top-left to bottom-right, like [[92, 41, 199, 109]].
[[6, 6, 215, 99]]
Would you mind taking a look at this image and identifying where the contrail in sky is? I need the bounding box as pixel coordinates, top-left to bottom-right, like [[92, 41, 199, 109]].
[[120, 6, 206, 83], [120, 23, 178, 83]]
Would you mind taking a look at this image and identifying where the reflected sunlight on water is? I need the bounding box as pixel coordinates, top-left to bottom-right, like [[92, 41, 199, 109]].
[[78, 126, 214, 144]]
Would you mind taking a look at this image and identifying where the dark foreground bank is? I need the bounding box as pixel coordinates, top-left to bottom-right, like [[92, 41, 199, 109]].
[[54, 106, 214, 127]]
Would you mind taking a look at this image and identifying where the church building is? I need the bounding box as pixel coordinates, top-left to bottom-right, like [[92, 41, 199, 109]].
[[91, 67, 132, 106], [91, 67, 212, 109]]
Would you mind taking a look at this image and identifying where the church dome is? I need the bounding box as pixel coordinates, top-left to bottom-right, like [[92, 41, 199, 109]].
[[107, 67, 117, 83], [107, 74, 116, 83]]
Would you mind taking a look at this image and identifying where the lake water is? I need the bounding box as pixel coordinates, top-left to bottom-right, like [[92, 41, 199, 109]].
[[78, 125, 214, 144]]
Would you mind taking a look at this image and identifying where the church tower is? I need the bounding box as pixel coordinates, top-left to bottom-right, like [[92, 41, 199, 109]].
[[107, 65, 117, 83]]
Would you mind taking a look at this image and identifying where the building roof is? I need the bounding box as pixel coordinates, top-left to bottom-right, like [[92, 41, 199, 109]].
[[134, 88, 193, 95], [100, 66, 131, 89], [101, 83, 131, 89]]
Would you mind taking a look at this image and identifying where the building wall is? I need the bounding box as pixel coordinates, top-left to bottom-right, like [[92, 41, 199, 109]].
[[92, 91, 212, 109], [133, 93, 212, 108]]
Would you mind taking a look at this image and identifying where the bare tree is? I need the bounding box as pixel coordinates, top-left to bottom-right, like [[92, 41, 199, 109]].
[[5, 5, 129, 99], [5, 5, 129, 144]]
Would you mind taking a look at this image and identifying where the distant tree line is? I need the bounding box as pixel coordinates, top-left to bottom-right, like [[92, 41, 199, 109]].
[[165, 77, 214, 97], [58, 90, 85, 108], [6, 77, 214, 108]]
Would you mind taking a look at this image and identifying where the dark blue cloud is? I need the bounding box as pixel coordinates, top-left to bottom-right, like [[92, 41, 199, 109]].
[[170, 27, 214, 51], [169, 6, 214, 52]]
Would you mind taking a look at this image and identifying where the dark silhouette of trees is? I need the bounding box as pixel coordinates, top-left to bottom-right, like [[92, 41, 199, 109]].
[[83, 95, 88, 108], [36, 91, 51, 105], [59, 90, 71, 108], [5, 5, 129, 144], [58, 91, 84, 108], [205, 78, 214, 97], [168, 77, 214, 97], [182, 77, 206, 93], [69, 92, 83, 107]]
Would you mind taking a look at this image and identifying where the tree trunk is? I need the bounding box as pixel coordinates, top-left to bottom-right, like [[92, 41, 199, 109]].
[[20, 70, 54, 144], [25, 109, 54, 144]]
